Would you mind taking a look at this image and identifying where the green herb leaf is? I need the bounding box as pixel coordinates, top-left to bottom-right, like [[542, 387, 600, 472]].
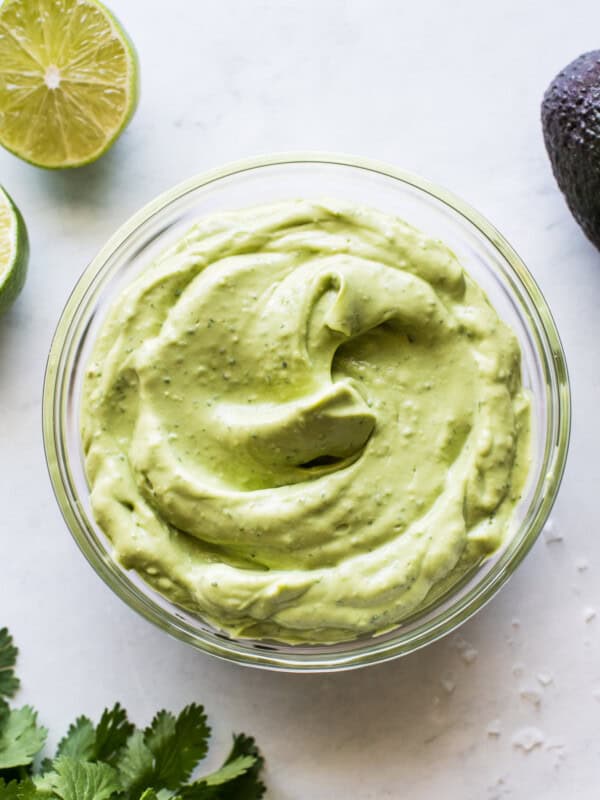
[[138, 791, 160, 800], [35, 757, 119, 800], [146, 704, 209, 790], [0, 631, 18, 701], [123, 704, 209, 794], [0, 778, 40, 799], [116, 730, 154, 796], [0, 708, 47, 770], [178, 735, 264, 800], [55, 717, 95, 762], [38, 759, 53, 775], [203, 755, 256, 787], [143, 711, 176, 772], [117, 705, 210, 796], [177, 785, 215, 800], [215, 735, 265, 800], [54, 703, 134, 770], [178, 754, 256, 798], [0, 626, 266, 799], [0, 703, 8, 732], [94, 704, 135, 766]]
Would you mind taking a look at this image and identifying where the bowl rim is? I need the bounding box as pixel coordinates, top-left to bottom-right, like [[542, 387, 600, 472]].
[[42, 151, 572, 671]]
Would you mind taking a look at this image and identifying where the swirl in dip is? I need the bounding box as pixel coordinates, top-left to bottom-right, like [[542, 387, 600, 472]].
[[81, 200, 531, 644]]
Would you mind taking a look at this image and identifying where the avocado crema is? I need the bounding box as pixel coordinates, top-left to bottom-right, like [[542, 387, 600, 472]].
[[81, 200, 531, 644]]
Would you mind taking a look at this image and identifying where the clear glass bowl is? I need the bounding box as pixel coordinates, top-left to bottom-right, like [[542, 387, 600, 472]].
[[43, 154, 571, 671]]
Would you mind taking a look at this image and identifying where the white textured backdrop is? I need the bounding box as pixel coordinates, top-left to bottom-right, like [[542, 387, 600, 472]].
[[1, 1, 599, 797]]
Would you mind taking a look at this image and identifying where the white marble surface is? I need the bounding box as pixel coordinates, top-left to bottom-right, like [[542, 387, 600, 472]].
[[1, 0, 599, 797]]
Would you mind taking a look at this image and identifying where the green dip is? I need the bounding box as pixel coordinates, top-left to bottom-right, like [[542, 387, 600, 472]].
[[81, 200, 531, 644]]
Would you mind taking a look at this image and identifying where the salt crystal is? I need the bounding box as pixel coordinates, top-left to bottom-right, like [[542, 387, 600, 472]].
[[512, 726, 545, 753], [543, 518, 562, 544], [511, 617, 521, 629], [451, 634, 468, 650], [450, 635, 478, 664], [520, 687, 542, 708], [592, 688, 600, 701], [512, 663, 525, 678], [440, 676, 456, 694], [576, 558, 590, 572], [584, 607, 596, 623], [536, 672, 553, 687], [487, 719, 501, 737], [460, 646, 478, 665]]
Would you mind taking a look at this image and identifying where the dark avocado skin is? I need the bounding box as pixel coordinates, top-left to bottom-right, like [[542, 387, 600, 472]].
[[542, 50, 600, 251]]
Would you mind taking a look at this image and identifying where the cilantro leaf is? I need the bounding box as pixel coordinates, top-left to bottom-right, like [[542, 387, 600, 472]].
[[176, 758, 256, 799], [177, 786, 215, 800], [0, 779, 40, 799], [38, 759, 52, 776], [203, 755, 256, 787], [94, 704, 135, 765], [55, 704, 134, 770], [0, 704, 8, 732], [0, 708, 47, 770], [55, 717, 95, 762], [116, 730, 154, 796], [178, 735, 264, 800], [0, 631, 19, 701], [215, 735, 265, 800], [143, 711, 175, 771], [146, 704, 210, 790], [0, 626, 266, 800], [177, 754, 256, 798], [35, 757, 119, 800], [118, 705, 210, 796]]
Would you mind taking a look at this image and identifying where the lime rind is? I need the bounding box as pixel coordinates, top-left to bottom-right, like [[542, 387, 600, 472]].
[[0, 187, 29, 313]]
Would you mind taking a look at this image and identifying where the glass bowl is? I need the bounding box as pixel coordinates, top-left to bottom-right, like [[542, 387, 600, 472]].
[[43, 153, 571, 671]]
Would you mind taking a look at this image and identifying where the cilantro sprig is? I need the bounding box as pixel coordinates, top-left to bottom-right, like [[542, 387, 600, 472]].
[[0, 628, 266, 800], [0, 630, 19, 703]]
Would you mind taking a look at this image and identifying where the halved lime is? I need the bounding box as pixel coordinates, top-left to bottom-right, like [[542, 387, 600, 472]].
[[0, 186, 29, 313], [0, 0, 139, 169]]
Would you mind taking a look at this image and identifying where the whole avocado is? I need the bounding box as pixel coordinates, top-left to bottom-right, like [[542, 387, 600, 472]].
[[542, 50, 600, 250]]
